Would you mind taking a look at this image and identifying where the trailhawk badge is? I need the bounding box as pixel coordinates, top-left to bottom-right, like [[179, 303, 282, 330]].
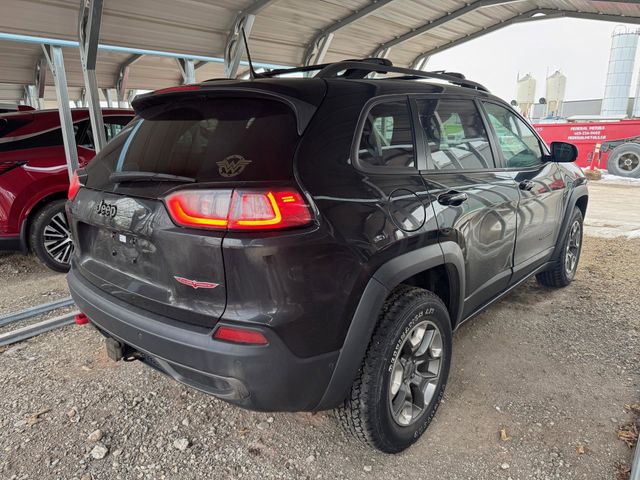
[[217, 155, 252, 177], [174, 276, 220, 289]]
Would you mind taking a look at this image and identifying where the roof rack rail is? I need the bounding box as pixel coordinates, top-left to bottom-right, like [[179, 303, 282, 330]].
[[258, 58, 489, 93], [257, 58, 391, 79], [317, 60, 489, 92]]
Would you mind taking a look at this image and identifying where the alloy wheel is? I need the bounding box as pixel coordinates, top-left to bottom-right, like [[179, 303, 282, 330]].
[[564, 220, 581, 276], [388, 320, 443, 427], [43, 212, 74, 265]]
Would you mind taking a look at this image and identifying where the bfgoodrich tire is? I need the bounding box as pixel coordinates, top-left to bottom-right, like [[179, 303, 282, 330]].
[[606, 143, 640, 178], [536, 207, 583, 288], [29, 199, 73, 273], [337, 285, 452, 453]]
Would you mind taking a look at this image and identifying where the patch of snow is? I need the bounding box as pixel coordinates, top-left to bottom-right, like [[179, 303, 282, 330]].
[[597, 171, 640, 185]]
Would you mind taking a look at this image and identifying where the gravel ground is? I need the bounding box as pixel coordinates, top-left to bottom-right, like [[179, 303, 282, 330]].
[[0, 252, 69, 317], [0, 234, 638, 480]]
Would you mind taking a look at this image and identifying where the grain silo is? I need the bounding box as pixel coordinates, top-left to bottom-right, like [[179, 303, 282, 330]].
[[600, 26, 639, 117], [516, 74, 536, 118], [634, 79, 640, 117], [545, 71, 566, 117]]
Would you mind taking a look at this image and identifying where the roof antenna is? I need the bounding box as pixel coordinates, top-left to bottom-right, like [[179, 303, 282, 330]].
[[241, 27, 257, 79]]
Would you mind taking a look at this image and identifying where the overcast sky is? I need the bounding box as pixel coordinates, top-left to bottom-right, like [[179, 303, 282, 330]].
[[428, 18, 640, 103]]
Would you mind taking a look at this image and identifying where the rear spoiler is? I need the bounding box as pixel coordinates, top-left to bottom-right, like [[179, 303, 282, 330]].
[[132, 85, 320, 135]]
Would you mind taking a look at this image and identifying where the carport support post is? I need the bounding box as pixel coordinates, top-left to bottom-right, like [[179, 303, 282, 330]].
[[24, 85, 39, 109], [102, 88, 114, 108], [78, 0, 106, 153], [303, 32, 334, 72], [410, 54, 430, 71], [41, 45, 79, 180], [116, 54, 142, 107], [34, 56, 47, 109], [176, 58, 196, 84], [224, 14, 255, 79]]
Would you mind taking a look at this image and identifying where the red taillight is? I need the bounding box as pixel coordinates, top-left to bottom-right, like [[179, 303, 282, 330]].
[[68, 171, 82, 200], [165, 188, 312, 231], [165, 189, 232, 228], [229, 189, 312, 230], [213, 326, 269, 345]]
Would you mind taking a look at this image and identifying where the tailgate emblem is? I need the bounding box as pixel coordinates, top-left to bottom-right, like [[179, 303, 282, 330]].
[[96, 200, 117, 218], [217, 155, 251, 177], [174, 276, 219, 289]]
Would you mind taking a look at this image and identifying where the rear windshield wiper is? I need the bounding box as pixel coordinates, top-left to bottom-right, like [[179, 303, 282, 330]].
[[109, 171, 196, 183]]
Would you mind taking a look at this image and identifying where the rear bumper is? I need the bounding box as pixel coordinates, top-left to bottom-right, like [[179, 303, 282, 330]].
[[68, 268, 339, 411]]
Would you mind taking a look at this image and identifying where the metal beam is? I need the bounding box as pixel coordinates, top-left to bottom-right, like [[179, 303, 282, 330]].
[[24, 85, 38, 109], [116, 54, 143, 105], [34, 56, 46, 109], [0, 297, 74, 328], [369, 0, 514, 57], [413, 8, 640, 61], [303, 0, 396, 66], [410, 54, 430, 71], [224, 14, 256, 78], [41, 45, 78, 179], [0, 32, 290, 71], [305, 32, 334, 67], [78, 0, 106, 152], [127, 89, 137, 105], [0, 311, 78, 347], [224, 0, 276, 78], [176, 58, 196, 84], [102, 88, 114, 107]]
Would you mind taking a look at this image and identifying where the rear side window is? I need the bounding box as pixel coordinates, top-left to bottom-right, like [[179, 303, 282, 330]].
[[357, 100, 415, 170], [77, 116, 132, 148], [0, 117, 31, 138], [482, 102, 545, 168], [0, 124, 81, 153], [85, 97, 299, 186], [416, 98, 494, 170]]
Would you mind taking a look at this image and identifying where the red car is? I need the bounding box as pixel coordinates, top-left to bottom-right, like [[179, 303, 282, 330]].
[[0, 108, 133, 271]]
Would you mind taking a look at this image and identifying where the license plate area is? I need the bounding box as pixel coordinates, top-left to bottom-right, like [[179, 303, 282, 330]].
[[106, 230, 142, 265]]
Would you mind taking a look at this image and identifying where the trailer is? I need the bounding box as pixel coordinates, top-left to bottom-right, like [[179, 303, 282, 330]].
[[534, 120, 640, 177]]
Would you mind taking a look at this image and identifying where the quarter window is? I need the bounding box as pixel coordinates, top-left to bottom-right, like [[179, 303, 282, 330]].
[[358, 100, 415, 169], [482, 102, 545, 168], [416, 99, 494, 170]]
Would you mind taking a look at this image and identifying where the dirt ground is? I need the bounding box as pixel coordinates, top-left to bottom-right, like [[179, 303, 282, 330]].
[[0, 185, 639, 480], [585, 180, 640, 239]]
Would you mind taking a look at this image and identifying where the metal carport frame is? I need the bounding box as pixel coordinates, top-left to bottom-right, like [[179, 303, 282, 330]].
[[1, 0, 638, 181], [78, 0, 106, 153], [41, 44, 78, 179]]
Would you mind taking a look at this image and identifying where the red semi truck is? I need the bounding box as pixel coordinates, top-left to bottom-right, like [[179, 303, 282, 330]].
[[533, 120, 640, 177]]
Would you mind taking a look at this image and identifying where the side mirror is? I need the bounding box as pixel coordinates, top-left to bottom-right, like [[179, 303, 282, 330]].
[[550, 141, 578, 163]]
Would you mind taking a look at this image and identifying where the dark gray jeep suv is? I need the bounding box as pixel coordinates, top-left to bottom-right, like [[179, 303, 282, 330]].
[[66, 59, 588, 453]]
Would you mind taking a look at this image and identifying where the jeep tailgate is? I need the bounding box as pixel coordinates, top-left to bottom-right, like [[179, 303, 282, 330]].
[[69, 90, 313, 328]]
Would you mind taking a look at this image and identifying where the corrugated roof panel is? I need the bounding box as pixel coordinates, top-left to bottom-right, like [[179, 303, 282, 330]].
[[0, 42, 41, 85], [0, 0, 639, 104]]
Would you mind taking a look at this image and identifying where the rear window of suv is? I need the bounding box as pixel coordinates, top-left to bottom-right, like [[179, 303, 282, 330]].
[[85, 97, 299, 188]]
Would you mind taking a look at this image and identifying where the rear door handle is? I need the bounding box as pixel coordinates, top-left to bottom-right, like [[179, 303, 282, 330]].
[[519, 180, 534, 191], [437, 191, 468, 206]]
